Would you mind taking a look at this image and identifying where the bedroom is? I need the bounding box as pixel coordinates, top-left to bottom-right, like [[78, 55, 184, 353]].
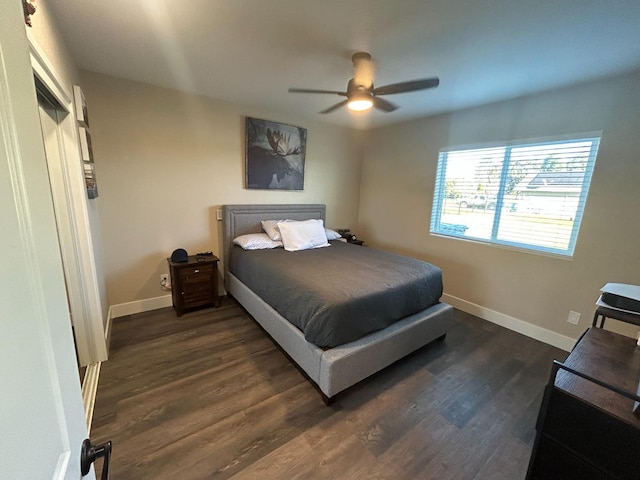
[[32, 1, 640, 346], [2, 0, 640, 478]]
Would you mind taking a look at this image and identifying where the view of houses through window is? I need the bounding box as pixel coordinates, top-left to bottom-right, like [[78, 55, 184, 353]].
[[430, 135, 601, 256]]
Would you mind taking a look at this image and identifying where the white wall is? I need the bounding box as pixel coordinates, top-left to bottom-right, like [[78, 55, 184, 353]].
[[358, 71, 640, 342], [81, 71, 364, 306]]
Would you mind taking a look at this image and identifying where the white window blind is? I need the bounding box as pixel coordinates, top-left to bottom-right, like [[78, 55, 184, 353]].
[[430, 135, 600, 256]]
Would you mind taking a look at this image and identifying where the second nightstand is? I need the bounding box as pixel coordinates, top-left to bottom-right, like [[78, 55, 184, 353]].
[[168, 254, 219, 316]]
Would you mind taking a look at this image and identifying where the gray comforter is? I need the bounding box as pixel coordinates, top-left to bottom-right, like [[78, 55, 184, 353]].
[[229, 241, 443, 348]]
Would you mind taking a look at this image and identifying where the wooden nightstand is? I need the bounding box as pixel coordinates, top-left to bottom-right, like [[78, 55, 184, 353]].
[[168, 255, 219, 316]]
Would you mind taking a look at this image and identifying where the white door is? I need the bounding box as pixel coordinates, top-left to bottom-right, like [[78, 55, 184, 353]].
[[38, 99, 77, 345], [0, 1, 94, 478]]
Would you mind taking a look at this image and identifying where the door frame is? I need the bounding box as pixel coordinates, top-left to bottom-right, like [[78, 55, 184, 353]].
[[28, 30, 108, 370]]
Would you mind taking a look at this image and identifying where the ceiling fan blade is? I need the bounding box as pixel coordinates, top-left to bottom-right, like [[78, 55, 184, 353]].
[[372, 97, 398, 112], [320, 99, 349, 114], [289, 88, 347, 96], [373, 77, 440, 96]]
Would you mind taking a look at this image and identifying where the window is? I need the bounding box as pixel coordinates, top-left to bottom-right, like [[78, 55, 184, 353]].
[[430, 135, 600, 256]]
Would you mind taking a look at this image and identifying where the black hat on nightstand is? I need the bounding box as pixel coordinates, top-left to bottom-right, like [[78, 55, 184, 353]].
[[170, 248, 188, 263]]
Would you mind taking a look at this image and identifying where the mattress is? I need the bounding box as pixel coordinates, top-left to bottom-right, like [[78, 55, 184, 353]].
[[229, 240, 443, 347]]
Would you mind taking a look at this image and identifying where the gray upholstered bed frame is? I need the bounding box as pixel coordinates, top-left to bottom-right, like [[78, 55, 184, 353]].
[[222, 204, 453, 403]]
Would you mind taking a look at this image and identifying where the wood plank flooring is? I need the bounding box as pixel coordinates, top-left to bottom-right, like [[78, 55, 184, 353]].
[[91, 297, 567, 479]]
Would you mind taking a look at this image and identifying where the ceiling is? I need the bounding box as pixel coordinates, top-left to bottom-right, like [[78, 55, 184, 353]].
[[48, 0, 640, 130]]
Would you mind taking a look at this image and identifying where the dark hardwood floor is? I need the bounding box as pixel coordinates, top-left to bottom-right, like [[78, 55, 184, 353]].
[[91, 297, 567, 479]]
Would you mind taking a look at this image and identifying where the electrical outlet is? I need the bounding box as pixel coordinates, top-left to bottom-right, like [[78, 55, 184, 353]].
[[216, 209, 223, 221], [160, 274, 170, 290], [567, 310, 581, 325]]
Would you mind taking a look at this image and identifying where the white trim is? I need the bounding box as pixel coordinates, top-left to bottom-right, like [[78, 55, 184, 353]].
[[52, 452, 71, 480], [442, 293, 576, 352], [429, 232, 575, 261], [104, 307, 114, 352], [26, 30, 71, 107], [27, 32, 107, 366], [109, 295, 173, 319], [439, 130, 603, 153], [81, 362, 101, 432]]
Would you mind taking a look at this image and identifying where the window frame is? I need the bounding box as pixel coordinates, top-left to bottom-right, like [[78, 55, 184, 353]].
[[430, 133, 601, 257]]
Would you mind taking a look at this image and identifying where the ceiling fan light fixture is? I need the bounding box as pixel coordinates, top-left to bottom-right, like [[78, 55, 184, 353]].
[[288, 51, 439, 114], [347, 94, 373, 111]]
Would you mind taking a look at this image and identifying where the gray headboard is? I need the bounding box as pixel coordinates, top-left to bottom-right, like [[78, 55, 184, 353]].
[[222, 204, 326, 287]]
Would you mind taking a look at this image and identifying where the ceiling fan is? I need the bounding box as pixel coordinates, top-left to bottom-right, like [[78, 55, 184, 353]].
[[288, 52, 439, 114]]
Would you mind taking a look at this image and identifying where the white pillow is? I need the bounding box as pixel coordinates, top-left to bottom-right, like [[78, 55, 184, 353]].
[[324, 228, 342, 240], [278, 219, 330, 252], [261, 219, 292, 241], [263, 220, 340, 242], [233, 233, 283, 250]]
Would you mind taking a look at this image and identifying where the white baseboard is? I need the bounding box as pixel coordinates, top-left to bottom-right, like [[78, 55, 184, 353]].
[[442, 293, 576, 352], [108, 294, 172, 320]]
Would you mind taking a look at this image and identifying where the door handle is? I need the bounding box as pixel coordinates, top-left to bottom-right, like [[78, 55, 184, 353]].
[[81, 438, 112, 479]]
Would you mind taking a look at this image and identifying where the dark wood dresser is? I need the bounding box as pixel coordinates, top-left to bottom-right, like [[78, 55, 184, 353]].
[[168, 255, 219, 316], [526, 327, 640, 479]]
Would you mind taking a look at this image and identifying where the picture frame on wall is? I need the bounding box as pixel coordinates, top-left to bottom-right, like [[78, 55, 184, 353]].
[[73, 84, 99, 199], [78, 126, 94, 162], [83, 163, 98, 199], [245, 117, 306, 190], [73, 85, 89, 128]]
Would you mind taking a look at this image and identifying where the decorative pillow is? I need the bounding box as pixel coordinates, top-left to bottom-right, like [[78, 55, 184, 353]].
[[324, 228, 342, 240], [261, 219, 292, 241], [233, 233, 283, 250], [278, 219, 330, 252]]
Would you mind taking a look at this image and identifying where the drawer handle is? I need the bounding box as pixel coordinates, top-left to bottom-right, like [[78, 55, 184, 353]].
[[194, 269, 199, 273]]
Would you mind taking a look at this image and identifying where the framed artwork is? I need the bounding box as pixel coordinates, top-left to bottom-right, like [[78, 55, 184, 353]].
[[73, 85, 89, 128], [245, 117, 307, 190], [78, 126, 94, 162], [83, 163, 98, 199], [73, 85, 98, 199]]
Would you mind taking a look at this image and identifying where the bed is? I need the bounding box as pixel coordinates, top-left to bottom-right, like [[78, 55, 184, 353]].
[[223, 204, 453, 403]]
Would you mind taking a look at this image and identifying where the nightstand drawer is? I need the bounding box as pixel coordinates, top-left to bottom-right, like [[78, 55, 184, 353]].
[[178, 264, 214, 281]]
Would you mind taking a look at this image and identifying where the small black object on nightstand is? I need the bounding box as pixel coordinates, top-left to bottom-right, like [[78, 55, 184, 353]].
[[195, 251, 214, 262]]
